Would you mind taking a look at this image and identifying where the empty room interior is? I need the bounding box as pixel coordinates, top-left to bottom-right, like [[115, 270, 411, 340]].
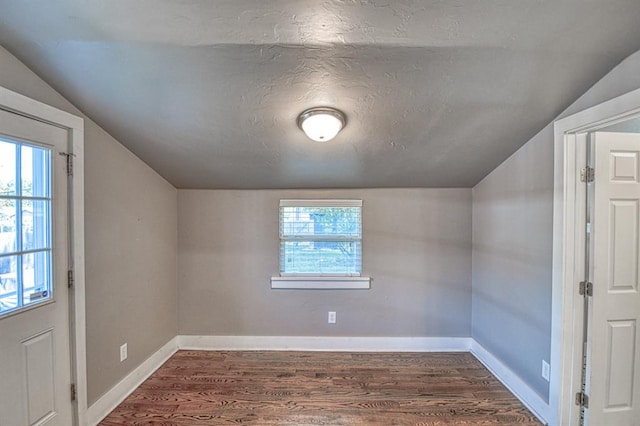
[[1, 1, 640, 425]]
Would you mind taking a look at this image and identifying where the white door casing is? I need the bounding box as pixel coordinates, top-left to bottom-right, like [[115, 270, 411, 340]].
[[552, 87, 640, 426], [0, 86, 85, 425], [587, 132, 640, 425], [0, 108, 72, 425]]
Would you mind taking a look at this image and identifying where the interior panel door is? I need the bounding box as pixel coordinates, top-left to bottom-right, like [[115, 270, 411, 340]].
[[588, 131, 640, 425]]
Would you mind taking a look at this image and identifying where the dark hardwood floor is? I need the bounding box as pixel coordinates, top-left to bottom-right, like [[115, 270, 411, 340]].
[[100, 350, 543, 425]]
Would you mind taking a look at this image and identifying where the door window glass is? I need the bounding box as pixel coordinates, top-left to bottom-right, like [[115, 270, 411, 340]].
[[0, 137, 52, 316]]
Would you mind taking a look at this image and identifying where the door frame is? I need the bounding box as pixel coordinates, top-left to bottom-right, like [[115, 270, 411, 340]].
[[0, 86, 86, 425], [552, 87, 640, 426]]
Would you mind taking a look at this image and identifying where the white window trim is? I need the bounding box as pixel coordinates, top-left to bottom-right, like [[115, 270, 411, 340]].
[[271, 276, 371, 290], [279, 199, 363, 208], [275, 199, 370, 289]]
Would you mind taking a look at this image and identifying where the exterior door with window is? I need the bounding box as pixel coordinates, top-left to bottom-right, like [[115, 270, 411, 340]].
[[0, 108, 73, 425], [587, 131, 640, 425]]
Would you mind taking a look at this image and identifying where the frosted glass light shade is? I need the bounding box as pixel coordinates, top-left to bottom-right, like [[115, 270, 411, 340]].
[[297, 107, 346, 142]]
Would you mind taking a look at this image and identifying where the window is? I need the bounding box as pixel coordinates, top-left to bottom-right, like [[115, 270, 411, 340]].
[[0, 137, 52, 316], [272, 199, 370, 289]]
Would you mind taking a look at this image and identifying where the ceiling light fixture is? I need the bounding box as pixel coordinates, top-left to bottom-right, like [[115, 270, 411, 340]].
[[297, 107, 346, 142]]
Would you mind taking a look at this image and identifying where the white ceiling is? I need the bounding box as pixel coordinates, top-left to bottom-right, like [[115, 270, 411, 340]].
[[1, 1, 639, 188]]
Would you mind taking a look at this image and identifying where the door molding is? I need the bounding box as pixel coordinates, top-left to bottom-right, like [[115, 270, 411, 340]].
[[0, 87, 86, 425], [552, 87, 640, 426]]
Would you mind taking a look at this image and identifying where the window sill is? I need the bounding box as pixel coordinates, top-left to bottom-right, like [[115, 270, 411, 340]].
[[270, 276, 371, 290]]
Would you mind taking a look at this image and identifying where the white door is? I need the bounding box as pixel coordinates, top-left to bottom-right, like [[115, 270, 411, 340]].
[[588, 131, 640, 425], [0, 108, 73, 425]]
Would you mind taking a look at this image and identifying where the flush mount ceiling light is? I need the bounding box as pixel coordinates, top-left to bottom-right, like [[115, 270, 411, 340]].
[[297, 107, 347, 142]]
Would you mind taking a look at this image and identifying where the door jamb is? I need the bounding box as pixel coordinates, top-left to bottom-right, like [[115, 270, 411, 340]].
[[551, 87, 640, 426], [0, 87, 86, 425]]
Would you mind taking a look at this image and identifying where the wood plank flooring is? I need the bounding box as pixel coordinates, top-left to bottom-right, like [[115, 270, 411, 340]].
[[100, 351, 543, 425]]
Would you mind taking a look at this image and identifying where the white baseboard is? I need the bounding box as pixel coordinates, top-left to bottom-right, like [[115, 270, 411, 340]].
[[86, 337, 178, 426], [85, 336, 550, 426], [470, 340, 550, 425], [177, 335, 472, 352]]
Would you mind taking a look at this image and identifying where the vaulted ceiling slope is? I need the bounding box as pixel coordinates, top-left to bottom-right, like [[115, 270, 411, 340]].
[[1, 1, 640, 188]]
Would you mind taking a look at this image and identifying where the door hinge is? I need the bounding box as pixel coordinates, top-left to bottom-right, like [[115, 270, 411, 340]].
[[580, 167, 594, 183], [71, 383, 77, 401], [579, 281, 593, 296], [575, 391, 589, 408], [59, 152, 75, 177], [67, 269, 74, 289]]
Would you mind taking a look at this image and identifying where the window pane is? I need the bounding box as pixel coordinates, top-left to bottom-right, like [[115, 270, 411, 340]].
[[0, 139, 16, 196], [0, 139, 54, 317], [21, 144, 51, 198], [0, 255, 18, 313], [281, 241, 361, 274], [0, 199, 17, 254], [22, 251, 51, 306], [22, 200, 50, 251], [281, 206, 361, 238]]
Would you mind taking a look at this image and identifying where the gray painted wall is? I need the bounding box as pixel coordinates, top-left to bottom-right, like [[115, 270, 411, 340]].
[[0, 47, 178, 405], [178, 189, 471, 337], [4, 35, 639, 410], [472, 48, 640, 401], [84, 124, 177, 404], [472, 131, 553, 400]]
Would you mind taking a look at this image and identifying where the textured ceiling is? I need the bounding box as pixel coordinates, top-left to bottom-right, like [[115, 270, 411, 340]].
[[1, 1, 640, 188]]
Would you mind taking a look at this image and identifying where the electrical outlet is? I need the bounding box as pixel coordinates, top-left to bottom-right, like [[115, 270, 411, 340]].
[[542, 360, 550, 381], [328, 311, 337, 324], [120, 343, 128, 362]]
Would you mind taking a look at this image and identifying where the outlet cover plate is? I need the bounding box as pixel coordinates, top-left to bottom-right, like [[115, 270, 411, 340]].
[[541, 360, 550, 381], [120, 343, 128, 362]]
